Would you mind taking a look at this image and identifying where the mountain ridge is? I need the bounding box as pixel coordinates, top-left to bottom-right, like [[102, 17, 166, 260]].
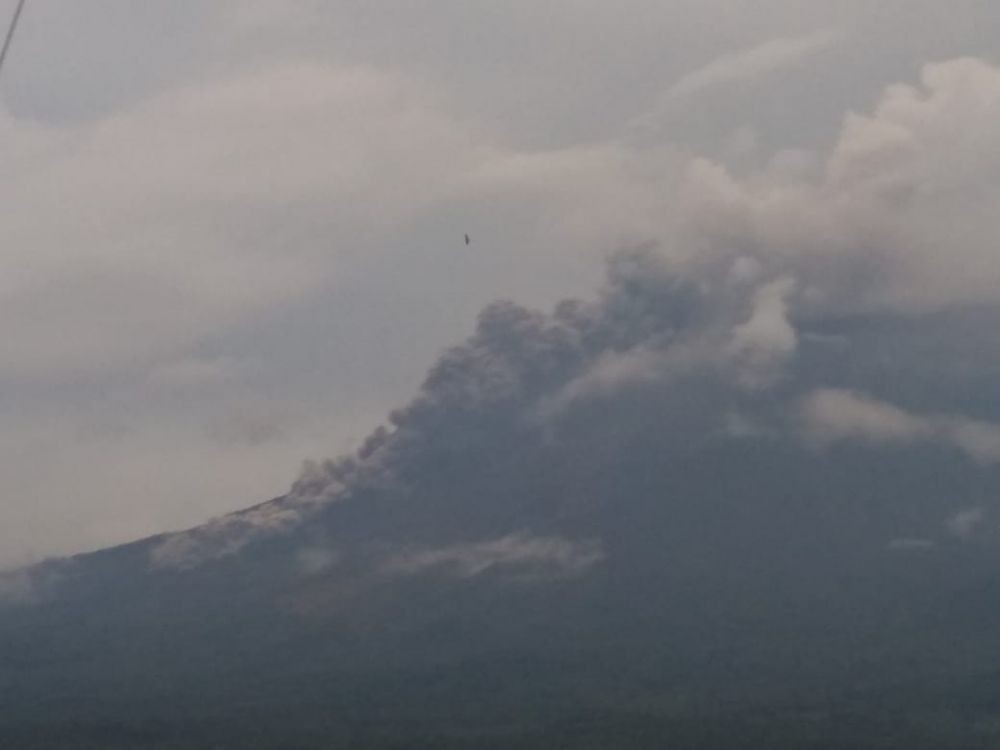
[[5, 250, 1000, 747]]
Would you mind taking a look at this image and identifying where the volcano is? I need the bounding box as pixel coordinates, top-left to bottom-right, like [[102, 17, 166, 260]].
[[5, 251, 1000, 749]]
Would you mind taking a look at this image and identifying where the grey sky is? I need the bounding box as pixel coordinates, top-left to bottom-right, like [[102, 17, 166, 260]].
[[0, 1, 998, 566]]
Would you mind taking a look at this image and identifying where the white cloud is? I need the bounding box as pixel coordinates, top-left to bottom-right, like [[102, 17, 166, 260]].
[[673, 57, 1000, 315], [800, 389, 933, 445], [801, 389, 1000, 466], [382, 533, 605, 581], [947, 507, 985, 539], [538, 345, 671, 417], [668, 29, 841, 99], [0, 58, 697, 385], [0, 64, 488, 380], [943, 420, 1000, 466], [727, 276, 797, 388]]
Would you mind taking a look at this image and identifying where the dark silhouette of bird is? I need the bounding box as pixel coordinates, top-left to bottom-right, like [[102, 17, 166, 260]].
[[464, 234, 471, 246]]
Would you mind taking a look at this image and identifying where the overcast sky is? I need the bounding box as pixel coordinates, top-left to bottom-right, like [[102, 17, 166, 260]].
[[0, 0, 998, 566]]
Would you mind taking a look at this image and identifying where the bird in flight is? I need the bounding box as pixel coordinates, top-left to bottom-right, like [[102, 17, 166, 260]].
[[465, 234, 471, 246]]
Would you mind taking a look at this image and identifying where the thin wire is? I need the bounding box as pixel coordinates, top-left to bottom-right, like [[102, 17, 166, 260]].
[[0, 0, 27, 80]]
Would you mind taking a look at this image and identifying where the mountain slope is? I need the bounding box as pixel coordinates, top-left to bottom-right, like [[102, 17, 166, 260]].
[[5, 251, 1000, 747]]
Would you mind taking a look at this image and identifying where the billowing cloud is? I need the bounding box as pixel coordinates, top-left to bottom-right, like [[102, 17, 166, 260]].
[[145, 250, 707, 569], [673, 58, 1000, 315], [132, 57, 1000, 571], [12, 50, 1000, 566], [12, 11, 1000, 740], [0, 57, 681, 563]]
